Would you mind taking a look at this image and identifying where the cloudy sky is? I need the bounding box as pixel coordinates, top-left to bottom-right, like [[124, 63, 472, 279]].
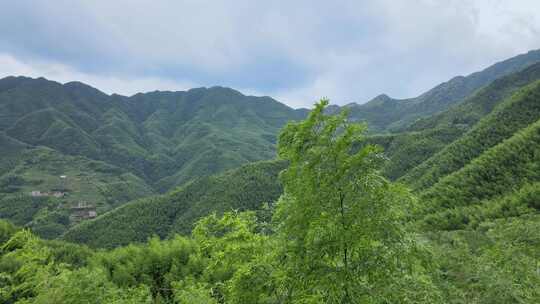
[[1, 0, 539, 108]]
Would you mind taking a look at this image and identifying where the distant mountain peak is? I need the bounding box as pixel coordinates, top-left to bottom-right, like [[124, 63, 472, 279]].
[[372, 93, 392, 101], [363, 93, 395, 108], [345, 48, 540, 132], [0, 76, 35, 93], [64, 80, 91, 87], [206, 86, 244, 96], [373, 93, 391, 100], [64, 81, 105, 92], [0, 75, 32, 82]]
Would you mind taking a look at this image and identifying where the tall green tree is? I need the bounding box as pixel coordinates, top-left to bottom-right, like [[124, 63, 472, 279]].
[[273, 99, 440, 303]]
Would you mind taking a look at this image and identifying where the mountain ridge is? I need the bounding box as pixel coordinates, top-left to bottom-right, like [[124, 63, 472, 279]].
[[340, 49, 540, 132]]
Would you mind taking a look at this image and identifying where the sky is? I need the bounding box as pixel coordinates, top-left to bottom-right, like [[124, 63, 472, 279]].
[[1, 0, 539, 108]]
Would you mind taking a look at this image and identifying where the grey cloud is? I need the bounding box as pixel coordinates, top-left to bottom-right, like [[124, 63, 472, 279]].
[[0, 0, 539, 107]]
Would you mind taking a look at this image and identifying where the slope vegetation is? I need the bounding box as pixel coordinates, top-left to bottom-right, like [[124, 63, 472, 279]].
[[346, 49, 540, 132], [0, 143, 154, 239], [0, 78, 305, 237], [63, 160, 286, 248], [401, 80, 540, 189], [420, 119, 540, 214], [0, 78, 305, 192], [408, 62, 540, 131]]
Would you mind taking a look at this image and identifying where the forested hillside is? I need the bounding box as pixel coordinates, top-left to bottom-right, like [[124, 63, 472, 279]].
[[3, 50, 539, 243], [0, 102, 445, 303], [61, 57, 540, 251], [0, 142, 154, 239], [0, 78, 305, 238], [344, 49, 540, 132], [0, 49, 528, 247], [63, 160, 286, 248], [2, 97, 538, 303], [0, 77, 305, 192], [365, 62, 540, 181], [401, 79, 540, 189]]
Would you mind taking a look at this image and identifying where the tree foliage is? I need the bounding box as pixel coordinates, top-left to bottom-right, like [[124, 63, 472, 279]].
[[273, 100, 440, 303]]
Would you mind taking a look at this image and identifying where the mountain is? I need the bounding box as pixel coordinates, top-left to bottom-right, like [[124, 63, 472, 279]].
[[420, 118, 540, 214], [344, 49, 540, 132], [370, 62, 540, 180], [0, 77, 306, 192], [0, 145, 154, 239], [62, 160, 285, 248], [401, 79, 540, 190], [0, 77, 306, 239], [65, 59, 540, 248], [408, 62, 540, 132]]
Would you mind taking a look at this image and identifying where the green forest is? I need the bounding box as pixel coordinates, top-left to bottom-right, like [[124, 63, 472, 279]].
[[1, 49, 540, 303]]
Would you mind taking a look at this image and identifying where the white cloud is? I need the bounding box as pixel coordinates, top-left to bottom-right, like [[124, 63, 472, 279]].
[[0, 53, 196, 96]]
